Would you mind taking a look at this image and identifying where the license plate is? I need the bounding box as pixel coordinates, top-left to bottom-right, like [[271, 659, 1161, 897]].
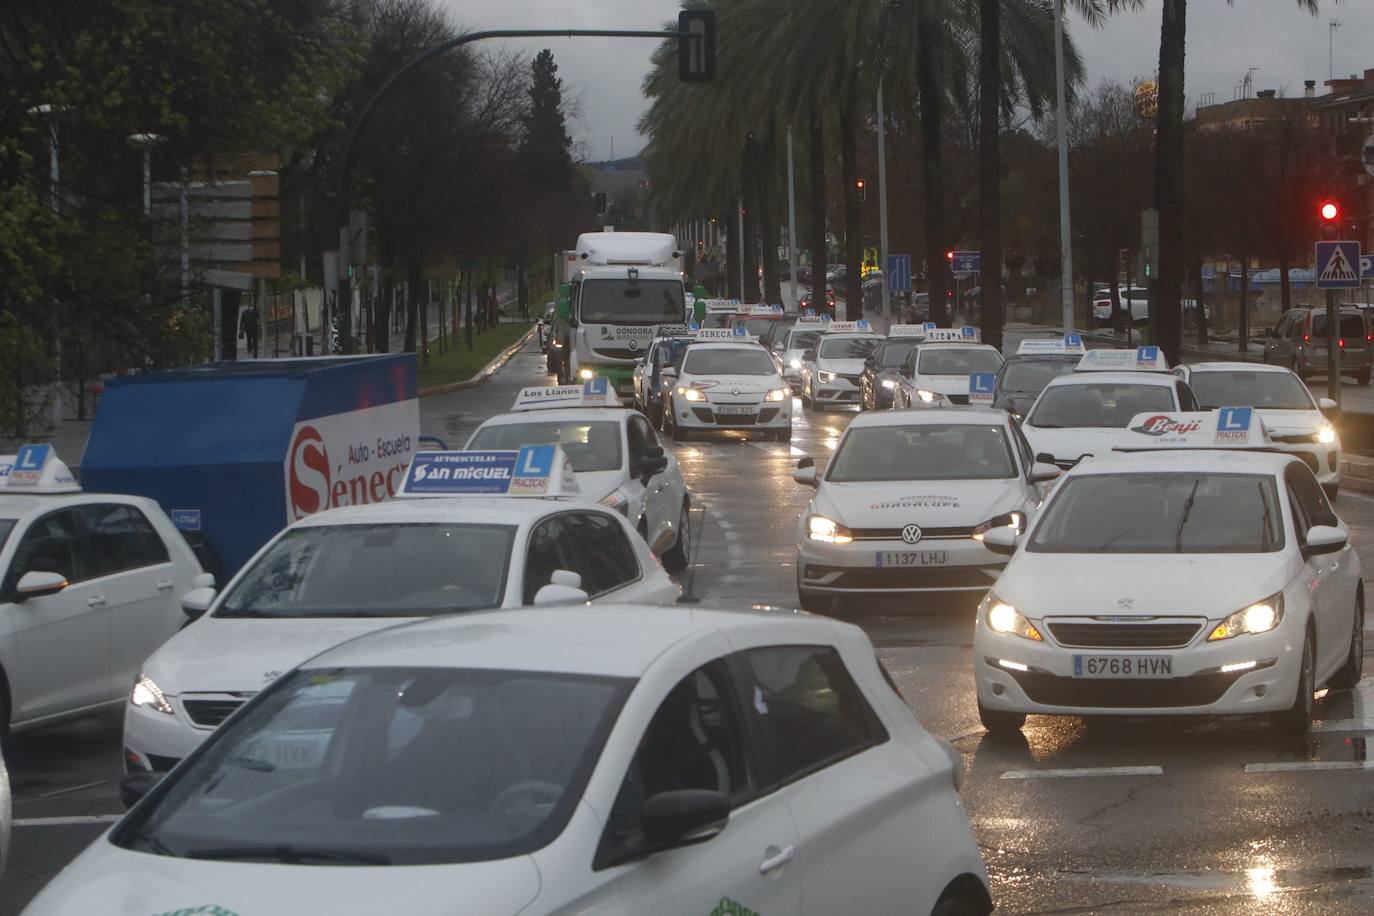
[[239, 736, 326, 769], [1072, 655, 1173, 678], [875, 551, 947, 567], [715, 405, 756, 415]]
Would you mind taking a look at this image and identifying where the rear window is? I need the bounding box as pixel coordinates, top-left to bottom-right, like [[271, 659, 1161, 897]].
[[1309, 314, 1366, 339], [1028, 383, 1175, 429]]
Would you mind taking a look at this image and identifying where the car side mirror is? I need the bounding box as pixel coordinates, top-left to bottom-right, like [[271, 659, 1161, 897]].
[[119, 771, 162, 809], [641, 789, 729, 847], [661, 367, 677, 380], [1318, 397, 1339, 417], [641, 454, 669, 481], [802, 349, 816, 362], [190, 572, 215, 590], [1030, 462, 1061, 483], [982, 527, 1019, 555], [534, 569, 589, 606], [792, 456, 818, 487], [1035, 452, 1057, 466], [1304, 525, 1348, 556], [180, 587, 216, 620], [15, 570, 68, 602]]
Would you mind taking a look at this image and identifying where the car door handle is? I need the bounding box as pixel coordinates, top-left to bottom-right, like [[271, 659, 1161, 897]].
[[155, 579, 175, 591], [758, 844, 795, 874], [87, 594, 107, 607]]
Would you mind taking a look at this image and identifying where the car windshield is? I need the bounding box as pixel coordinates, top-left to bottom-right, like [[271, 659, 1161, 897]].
[[786, 330, 821, 351], [734, 317, 780, 337], [579, 279, 684, 324], [876, 340, 919, 368], [818, 336, 880, 359], [216, 524, 516, 618], [683, 348, 776, 375], [828, 424, 1016, 481], [1188, 370, 1316, 410], [468, 420, 622, 473], [1029, 473, 1284, 553], [701, 311, 734, 328], [916, 348, 1003, 375], [113, 666, 632, 865], [1001, 359, 1077, 393], [1028, 383, 1174, 428]]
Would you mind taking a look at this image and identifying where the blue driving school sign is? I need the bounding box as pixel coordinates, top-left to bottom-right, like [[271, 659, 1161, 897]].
[[886, 254, 912, 293], [1316, 241, 1362, 290]]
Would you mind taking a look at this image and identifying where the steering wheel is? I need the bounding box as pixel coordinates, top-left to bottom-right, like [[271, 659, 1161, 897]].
[[488, 780, 564, 815]]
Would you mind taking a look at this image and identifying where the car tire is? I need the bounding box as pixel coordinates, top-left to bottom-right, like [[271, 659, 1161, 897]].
[[1331, 589, 1364, 689], [931, 897, 985, 916], [773, 426, 792, 443], [652, 403, 665, 431], [1271, 628, 1315, 735], [669, 410, 689, 443], [978, 700, 1026, 735], [801, 385, 814, 410], [661, 501, 691, 573]]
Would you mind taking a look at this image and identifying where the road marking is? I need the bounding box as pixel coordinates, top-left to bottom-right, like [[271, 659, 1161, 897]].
[[1244, 761, 1374, 774], [1000, 765, 1163, 780], [15, 814, 121, 827], [34, 779, 107, 798]]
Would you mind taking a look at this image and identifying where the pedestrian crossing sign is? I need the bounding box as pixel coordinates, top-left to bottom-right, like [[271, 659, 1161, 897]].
[[1316, 241, 1362, 290]]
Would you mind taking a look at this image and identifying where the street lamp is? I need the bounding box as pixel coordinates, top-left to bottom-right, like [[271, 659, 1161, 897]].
[[27, 104, 63, 215], [127, 132, 167, 214]]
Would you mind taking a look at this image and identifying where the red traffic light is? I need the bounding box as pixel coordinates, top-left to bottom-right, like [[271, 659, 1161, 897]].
[[855, 179, 865, 190], [945, 250, 955, 262], [1320, 201, 1339, 221]]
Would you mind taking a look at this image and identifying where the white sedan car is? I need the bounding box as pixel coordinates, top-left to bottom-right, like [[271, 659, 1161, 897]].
[[466, 383, 692, 568], [0, 446, 204, 735], [123, 446, 679, 773], [975, 423, 1361, 735], [794, 409, 1060, 612], [662, 333, 792, 441], [37, 606, 993, 916]]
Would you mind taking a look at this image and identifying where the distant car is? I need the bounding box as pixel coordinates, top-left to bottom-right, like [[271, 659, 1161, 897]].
[[801, 324, 882, 410], [633, 335, 693, 428], [537, 302, 556, 353], [1090, 287, 1208, 328], [993, 344, 1084, 419], [890, 335, 1005, 409], [1263, 306, 1372, 385], [859, 335, 924, 410], [798, 286, 837, 316]]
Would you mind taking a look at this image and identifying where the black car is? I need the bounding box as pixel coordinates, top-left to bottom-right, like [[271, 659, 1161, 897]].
[[858, 337, 924, 410], [993, 353, 1081, 418]]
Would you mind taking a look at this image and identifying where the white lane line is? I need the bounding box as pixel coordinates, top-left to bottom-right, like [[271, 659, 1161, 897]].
[[1245, 761, 1374, 774], [1000, 765, 1163, 780], [15, 814, 121, 827]]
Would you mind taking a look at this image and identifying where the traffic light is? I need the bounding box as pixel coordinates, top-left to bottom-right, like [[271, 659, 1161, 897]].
[[678, 10, 717, 83], [945, 249, 955, 263], [696, 239, 705, 258], [855, 178, 866, 202], [1319, 199, 1341, 241]]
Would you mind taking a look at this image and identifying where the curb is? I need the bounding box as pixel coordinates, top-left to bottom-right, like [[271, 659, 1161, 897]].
[[417, 326, 538, 398], [1340, 454, 1374, 495]]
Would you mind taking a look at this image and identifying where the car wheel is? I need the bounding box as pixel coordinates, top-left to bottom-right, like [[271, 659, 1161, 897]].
[[1331, 589, 1365, 689], [661, 501, 691, 573], [774, 425, 792, 443], [652, 403, 665, 431], [978, 699, 1026, 735], [801, 384, 814, 409], [931, 897, 986, 916], [669, 408, 689, 443], [1271, 628, 1315, 735]]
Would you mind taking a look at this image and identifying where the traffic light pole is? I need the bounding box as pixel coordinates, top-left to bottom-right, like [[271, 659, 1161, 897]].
[[1327, 288, 1340, 406]]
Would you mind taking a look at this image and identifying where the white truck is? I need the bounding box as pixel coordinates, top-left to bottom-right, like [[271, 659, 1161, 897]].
[[549, 232, 705, 400]]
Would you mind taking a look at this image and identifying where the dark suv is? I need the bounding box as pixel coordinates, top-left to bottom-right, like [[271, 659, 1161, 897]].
[[1263, 307, 1372, 385]]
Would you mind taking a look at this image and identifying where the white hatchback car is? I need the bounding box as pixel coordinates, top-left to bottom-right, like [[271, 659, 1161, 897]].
[[0, 445, 203, 735], [662, 332, 792, 441], [890, 330, 1005, 409], [794, 408, 1059, 612], [36, 606, 992, 916], [123, 446, 679, 773], [800, 321, 881, 409], [975, 411, 1361, 735]]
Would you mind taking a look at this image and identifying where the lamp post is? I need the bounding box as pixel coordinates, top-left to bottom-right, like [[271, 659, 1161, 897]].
[[127, 132, 167, 214], [1052, 0, 1074, 331]]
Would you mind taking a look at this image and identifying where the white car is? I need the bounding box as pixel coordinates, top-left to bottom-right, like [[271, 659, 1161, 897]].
[[1021, 348, 1197, 468], [123, 446, 679, 773], [975, 409, 1362, 735], [793, 409, 1060, 612], [40, 605, 993, 916], [890, 329, 1005, 408], [0, 747, 9, 881], [800, 321, 880, 409], [0, 445, 204, 735], [1175, 362, 1341, 498], [775, 317, 828, 391], [466, 382, 692, 568], [662, 331, 793, 441]]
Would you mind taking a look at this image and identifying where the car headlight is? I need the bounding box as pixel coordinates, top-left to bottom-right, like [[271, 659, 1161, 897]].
[[818, 370, 837, 383], [578, 368, 596, 381], [765, 387, 790, 402], [598, 490, 630, 515], [972, 511, 1026, 541], [806, 515, 853, 544], [131, 673, 174, 715], [916, 389, 939, 404], [677, 386, 706, 402], [788, 358, 803, 369], [981, 594, 1043, 641], [1207, 594, 1283, 641], [1317, 424, 1337, 445], [880, 379, 896, 389]]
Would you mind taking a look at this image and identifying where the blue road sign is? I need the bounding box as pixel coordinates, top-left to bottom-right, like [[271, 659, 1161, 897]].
[[886, 254, 912, 293], [953, 250, 981, 274], [1316, 241, 1362, 290], [1362, 255, 1373, 280]]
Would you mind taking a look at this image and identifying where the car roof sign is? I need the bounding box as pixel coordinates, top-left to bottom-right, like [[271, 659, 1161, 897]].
[[887, 324, 927, 338], [923, 328, 980, 343], [695, 326, 754, 341], [1017, 334, 1085, 355], [794, 315, 829, 326], [748, 304, 785, 316], [1114, 407, 1271, 451], [824, 320, 874, 334], [513, 378, 620, 411], [400, 444, 581, 498], [0, 444, 81, 494], [1076, 346, 1170, 372], [656, 323, 699, 337]]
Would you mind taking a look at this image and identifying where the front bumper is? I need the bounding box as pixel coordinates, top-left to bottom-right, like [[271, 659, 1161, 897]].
[[811, 377, 861, 405], [1270, 440, 1339, 487], [974, 621, 1300, 716], [124, 691, 251, 772], [673, 397, 791, 430], [798, 537, 1005, 594]]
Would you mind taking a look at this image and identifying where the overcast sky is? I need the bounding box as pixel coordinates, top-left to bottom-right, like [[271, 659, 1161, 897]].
[[436, 0, 1373, 162]]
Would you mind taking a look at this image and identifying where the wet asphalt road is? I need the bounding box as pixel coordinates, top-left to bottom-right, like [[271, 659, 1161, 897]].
[[4, 332, 1374, 914]]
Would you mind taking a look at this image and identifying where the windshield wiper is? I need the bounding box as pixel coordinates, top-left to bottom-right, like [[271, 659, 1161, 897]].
[[1174, 480, 1200, 553], [186, 845, 391, 865], [124, 826, 177, 857]]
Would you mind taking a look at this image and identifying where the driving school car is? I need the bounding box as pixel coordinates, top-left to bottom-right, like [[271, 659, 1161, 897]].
[[777, 314, 830, 390], [993, 336, 1086, 419], [890, 327, 1005, 408], [801, 320, 880, 409], [860, 324, 931, 411], [974, 407, 1362, 735], [123, 445, 678, 773], [662, 329, 792, 441]]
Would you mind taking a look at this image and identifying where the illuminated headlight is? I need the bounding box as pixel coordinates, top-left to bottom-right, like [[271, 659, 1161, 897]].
[[972, 511, 1026, 541], [916, 389, 939, 404], [880, 379, 896, 389], [806, 515, 853, 544], [1317, 424, 1337, 445], [788, 358, 803, 369], [598, 490, 629, 515], [765, 387, 790, 402], [677, 386, 706, 402], [578, 368, 596, 381], [818, 370, 838, 383], [131, 673, 174, 715], [1207, 594, 1283, 641], [981, 594, 1043, 641]]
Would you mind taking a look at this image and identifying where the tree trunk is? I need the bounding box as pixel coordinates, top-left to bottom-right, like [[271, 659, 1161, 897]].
[[375, 280, 391, 353], [1279, 250, 1292, 313], [723, 208, 741, 300], [839, 92, 864, 321], [1194, 259, 1208, 345], [404, 263, 421, 353], [977, 0, 1003, 350], [917, 9, 949, 326], [422, 280, 430, 365], [809, 100, 828, 305], [1153, 0, 1187, 365], [741, 137, 761, 304], [757, 135, 782, 305], [1239, 255, 1250, 352]]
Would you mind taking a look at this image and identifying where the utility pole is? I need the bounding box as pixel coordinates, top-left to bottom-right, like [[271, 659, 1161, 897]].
[[877, 80, 891, 322], [786, 125, 798, 309], [1052, 0, 1074, 331]]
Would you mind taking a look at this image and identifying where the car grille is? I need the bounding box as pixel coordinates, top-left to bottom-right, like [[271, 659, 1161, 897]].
[[1005, 669, 1245, 708], [804, 565, 999, 589], [1272, 433, 1318, 444], [850, 526, 976, 541], [1045, 620, 1203, 649], [591, 346, 644, 360], [182, 698, 246, 728], [838, 373, 862, 385]]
